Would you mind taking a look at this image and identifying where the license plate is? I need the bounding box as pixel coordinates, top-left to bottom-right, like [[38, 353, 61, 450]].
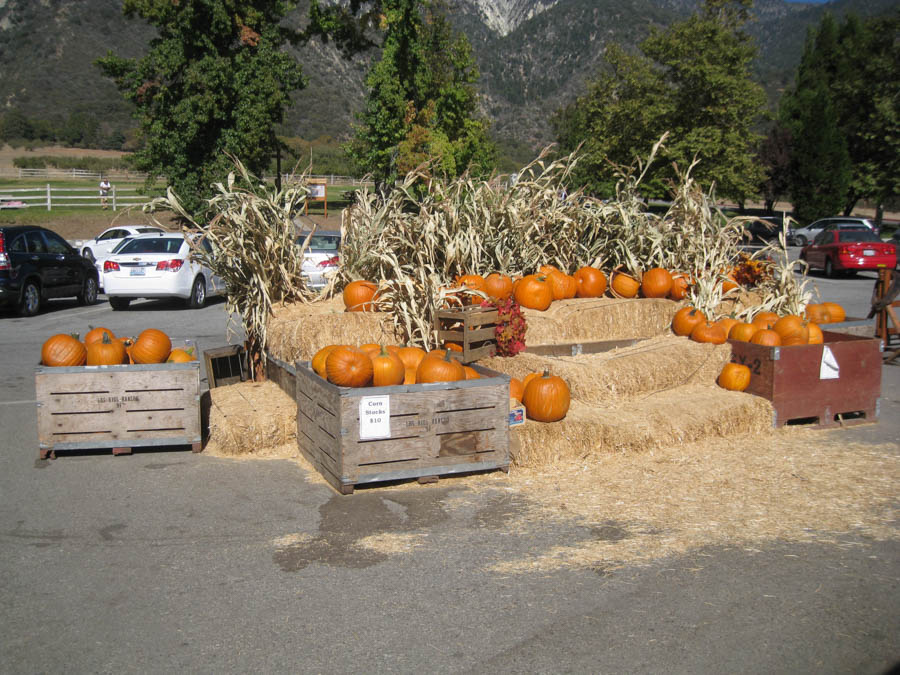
[[863, 249, 875, 256], [130, 267, 145, 276]]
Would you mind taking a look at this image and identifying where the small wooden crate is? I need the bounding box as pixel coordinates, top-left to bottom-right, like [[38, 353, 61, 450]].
[[35, 361, 201, 459], [435, 305, 498, 363], [295, 362, 510, 494], [729, 331, 882, 428]]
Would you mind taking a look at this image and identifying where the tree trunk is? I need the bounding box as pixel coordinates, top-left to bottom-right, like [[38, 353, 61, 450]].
[[764, 198, 775, 213], [245, 335, 266, 382], [842, 191, 858, 216], [875, 202, 884, 229]]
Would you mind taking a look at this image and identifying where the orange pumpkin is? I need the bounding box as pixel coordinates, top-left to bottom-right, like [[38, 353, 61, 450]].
[[84, 326, 116, 346], [728, 322, 757, 342], [484, 273, 513, 300], [416, 350, 466, 383], [641, 267, 673, 298], [522, 370, 570, 423], [672, 307, 707, 336], [371, 346, 405, 387], [397, 346, 427, 370], [462, 365, 481, 380], [342, 280, 379, 312], [86, 333, 127, 366], [718, 363, 751, 391], [166, 347, 195, 363], [690, 321, 728, 345], [326, 346, 373, 387], [546, 270, 577, 300], [442, 341, 464, 353], [573, 266, 607, 298], [821, 302, 845, 323], [41, 333, 87, 367], [359, 343, 382, 358], [456, 274, 486, 304], [804, 303, 831, 324], [715, 317, 739, 337], [773, 315, 809, 346], [750, 329, 782, 347], [669, 273, 690, 301], [751, 311, 779, 331], [807, 322, 824, 345], [609, 269, 640, 298], [538, 264, 561, 276], [509, 377, 525, 402], [132, 329, 172, 364], [721, 274, 739, 293], [312, 345, 339, 378], [513, 275, 553, 311]]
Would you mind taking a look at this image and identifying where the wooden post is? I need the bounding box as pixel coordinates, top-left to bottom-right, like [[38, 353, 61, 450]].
[[112, 185, 117, 211], [46, 184, 51, 211]]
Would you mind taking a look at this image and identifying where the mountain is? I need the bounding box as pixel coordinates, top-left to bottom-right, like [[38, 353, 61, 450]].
[[0, 0, 894, 155]]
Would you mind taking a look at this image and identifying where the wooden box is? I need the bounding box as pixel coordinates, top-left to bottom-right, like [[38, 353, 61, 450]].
[[295, 362, 510, 494], [204, 344, 246, 388], [35, 361, 202, 458], [728, 331, 882, 428], [435, 305, 498, 363]]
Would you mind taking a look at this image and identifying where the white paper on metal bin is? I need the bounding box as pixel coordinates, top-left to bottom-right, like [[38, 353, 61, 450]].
[[359, 395, 391, 440], [819, 345, 840, 380]]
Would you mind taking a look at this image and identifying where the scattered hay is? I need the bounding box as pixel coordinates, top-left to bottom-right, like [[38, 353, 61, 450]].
[[355, 533, 427, 555], [204, 381, 298, 457], [523, 297, 677, 344]]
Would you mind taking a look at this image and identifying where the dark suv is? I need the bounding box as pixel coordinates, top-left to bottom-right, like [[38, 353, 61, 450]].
[[0, 225, 99, 316]]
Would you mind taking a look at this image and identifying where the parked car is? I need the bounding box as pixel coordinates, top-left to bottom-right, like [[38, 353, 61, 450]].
[[791, 217, 878, 247], [799, 225, 896, 277], [296, 230, 341, 290], [741, 216, 793, 244], [76, 225, 165, 263], [0, 225, 99, 316], [103, 232, 225, 310]]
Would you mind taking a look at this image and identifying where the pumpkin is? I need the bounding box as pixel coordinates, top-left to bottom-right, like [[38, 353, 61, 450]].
[[484, 273, 513, 300], [371, 346, 405, 387], [690, 321, 728, 345], [609, 269, 640, 298], [751, 311, 779, 330], [721, 274, 739, 293], [672, 307, 707, 336], [807, 322, 824, 345], [359, 343, 382, 358], [573, 266, 607, 298], [715, 317, 739, 337], [166, 347, 195, 363], [718, 363, 751, 391], [119, 336, 135, 364], [462, 365, 481, 380], [84, 326, 116, 346], [804, 303, 831, 324], [728, 322, 757, 342], [773, 315, 809, 346], [403, 367, 417, 385], [523, 372, 540, 390], [538, 264, 561, 276], [546, 270, 577, 300], [522, 370, 571, 423], [513, 275, 553, 311], [750, 329, 782, 346], [41, 333, 87, 367], [342, 280, 379, 312], [456, 274, 486, 304], [509, 377, 525, 402], [669, 273, 690, 301], [416, 350, 466, 383], [397, 346, 427, 370], [821, 302, 845, 323], [641, 267, 673, 298], [85, 333, 127, 366], [326, 346, 373, 387], [442, 341, 464, 353], [132, 328, 171, 364], [312, 345, 339, 378]]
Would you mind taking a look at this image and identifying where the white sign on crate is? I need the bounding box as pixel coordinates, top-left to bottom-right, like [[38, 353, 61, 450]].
[[359, 395, 391, 439], [819, 345, 840, 380]]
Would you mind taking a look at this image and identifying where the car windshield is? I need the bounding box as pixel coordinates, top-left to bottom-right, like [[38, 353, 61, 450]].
[[838, 230, 879, 243], [137, 227, 163, 234], [298, 234, 340, 251], [110, 238, 132, 253], [118, 237, 184, 254]]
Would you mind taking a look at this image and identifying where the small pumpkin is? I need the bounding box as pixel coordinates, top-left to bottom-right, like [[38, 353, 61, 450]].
[[522, 369, 571, 423], [509, 377, 525, 402], [513, 275, 553, 311], [371, 346, 405, 387], [715, 317, 739, 337], [573, 266, 607, 298], [84, 326, 116, 346], [728, 322, 757, 342], [416, 349, 466, 383], [750, 329, 782, 347], [484, 273, 513, 300], [403, 367, 417, 385], [342, 280, 379, 312], [397, 346, 427, 370], [669, 273, 690, 301], [773, 315, 809, 346], [609, 269, 640, 298], [326, 346, 373, 388], [672, 306, 707, 336], [41, 333, 87, 367], [751, 311, 779, 331], [821, 302, 845, 323], [804, 303, 831, 324], [456, 274, 486, 304], [807, 322, 824, 345], [166, 347, 195, 363], [86, 332, 128, 366], [359, 343, 382, 358], [462, 365, 481, 380], [641, 267, 673, 298], [721, 274, 739, 293], [132, 328, 171, 364], [718, 363, 751, 391], [546, 270, 577, 300], [442, 341, 464, 353], [312, 345, 340, 378], [690, 321, 728, 345]]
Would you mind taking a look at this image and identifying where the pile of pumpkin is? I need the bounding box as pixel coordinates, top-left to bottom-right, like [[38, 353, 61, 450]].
[[311, 343, 571, 423], [342, 265, 690, 314], [40, 327, 194, 367]]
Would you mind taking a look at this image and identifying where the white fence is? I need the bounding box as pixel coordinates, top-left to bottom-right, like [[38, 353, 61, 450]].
[[0, 185, 151, 211], [0, 166, 371, 186]]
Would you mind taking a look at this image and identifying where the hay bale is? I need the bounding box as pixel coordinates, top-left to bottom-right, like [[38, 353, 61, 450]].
[[480, 335, 731, 404], [511, 386, 773, 468], [205, 380, 298, 457], [523, 297, 676, 344]]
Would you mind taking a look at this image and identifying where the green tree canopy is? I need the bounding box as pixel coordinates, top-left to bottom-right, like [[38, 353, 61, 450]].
[[97, 0, 306, 215], [554, 0, 766, 201]]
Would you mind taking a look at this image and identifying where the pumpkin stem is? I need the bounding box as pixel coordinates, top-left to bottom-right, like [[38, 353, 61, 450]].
[[101, 333, 112, 344], [542, 369, 550, 378]]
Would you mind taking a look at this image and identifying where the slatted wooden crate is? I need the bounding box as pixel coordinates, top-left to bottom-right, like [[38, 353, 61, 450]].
[[435, 305, 498, 363], [35, 361, 201, 459], [295, 362, 510, 494], [729, 331, 882, 428]]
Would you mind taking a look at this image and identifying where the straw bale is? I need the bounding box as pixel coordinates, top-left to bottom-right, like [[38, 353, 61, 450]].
[[205, 380, 298, 457], [523, 297, 676, 344], [480, 335, 731, 404], [266, 297, 403, 363], [511, 385, 773, 467]]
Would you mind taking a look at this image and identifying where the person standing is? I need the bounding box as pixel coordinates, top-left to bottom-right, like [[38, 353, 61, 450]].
[[99, 177, 111, 210]]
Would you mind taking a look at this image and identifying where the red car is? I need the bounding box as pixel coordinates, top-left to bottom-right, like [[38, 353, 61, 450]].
[[800, 225, 897, 277]]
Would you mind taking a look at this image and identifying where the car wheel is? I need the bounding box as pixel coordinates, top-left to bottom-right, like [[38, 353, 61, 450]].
[[794, 235, 807, 247], [109, 297, 131, 311], [19, 280, 41, 316], [825, 258, 836, 278], [187, 276, 206, 309], [83, 248, 95, 263], [78, 276, 98, 305]]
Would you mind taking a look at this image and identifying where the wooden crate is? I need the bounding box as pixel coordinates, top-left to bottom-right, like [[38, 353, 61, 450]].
[[729, 331, 882, 428], [35, 361, 201, 459], [435, 305, 498, 363], [204, 344, 246, 388], [295, 362, 510, 494]]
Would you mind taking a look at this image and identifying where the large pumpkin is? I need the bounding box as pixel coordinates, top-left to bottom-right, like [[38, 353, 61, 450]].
[[342, 280, 379, 312], [326, 346, 373, 387], [132, 329, 171, 364], [609, 269, 640, 298], [41, 334, 87, 367], [728, 322, 757, 342], [416, 350, 465, 383], [573, 266, 607, 298], [641, 268, 673, 298], [371, 346, 405, 387], [84, 326, 116, 346], [751, 311, 779, 331], [821, 302, 845, 323], [312, 345, 340, 378], [773, 314, 809, 346], [522, 370, 570, 423], [86, 333, 128, 366], [718, 363, 751, 391], [690, 321, 728, 345], [484, 273, 513, 300], [397, 346, 427, 370], [513, 275, 553, 311], [547, 270, 577, 300], [750, 329, 782, 347], [672, 307, 706, 336]]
